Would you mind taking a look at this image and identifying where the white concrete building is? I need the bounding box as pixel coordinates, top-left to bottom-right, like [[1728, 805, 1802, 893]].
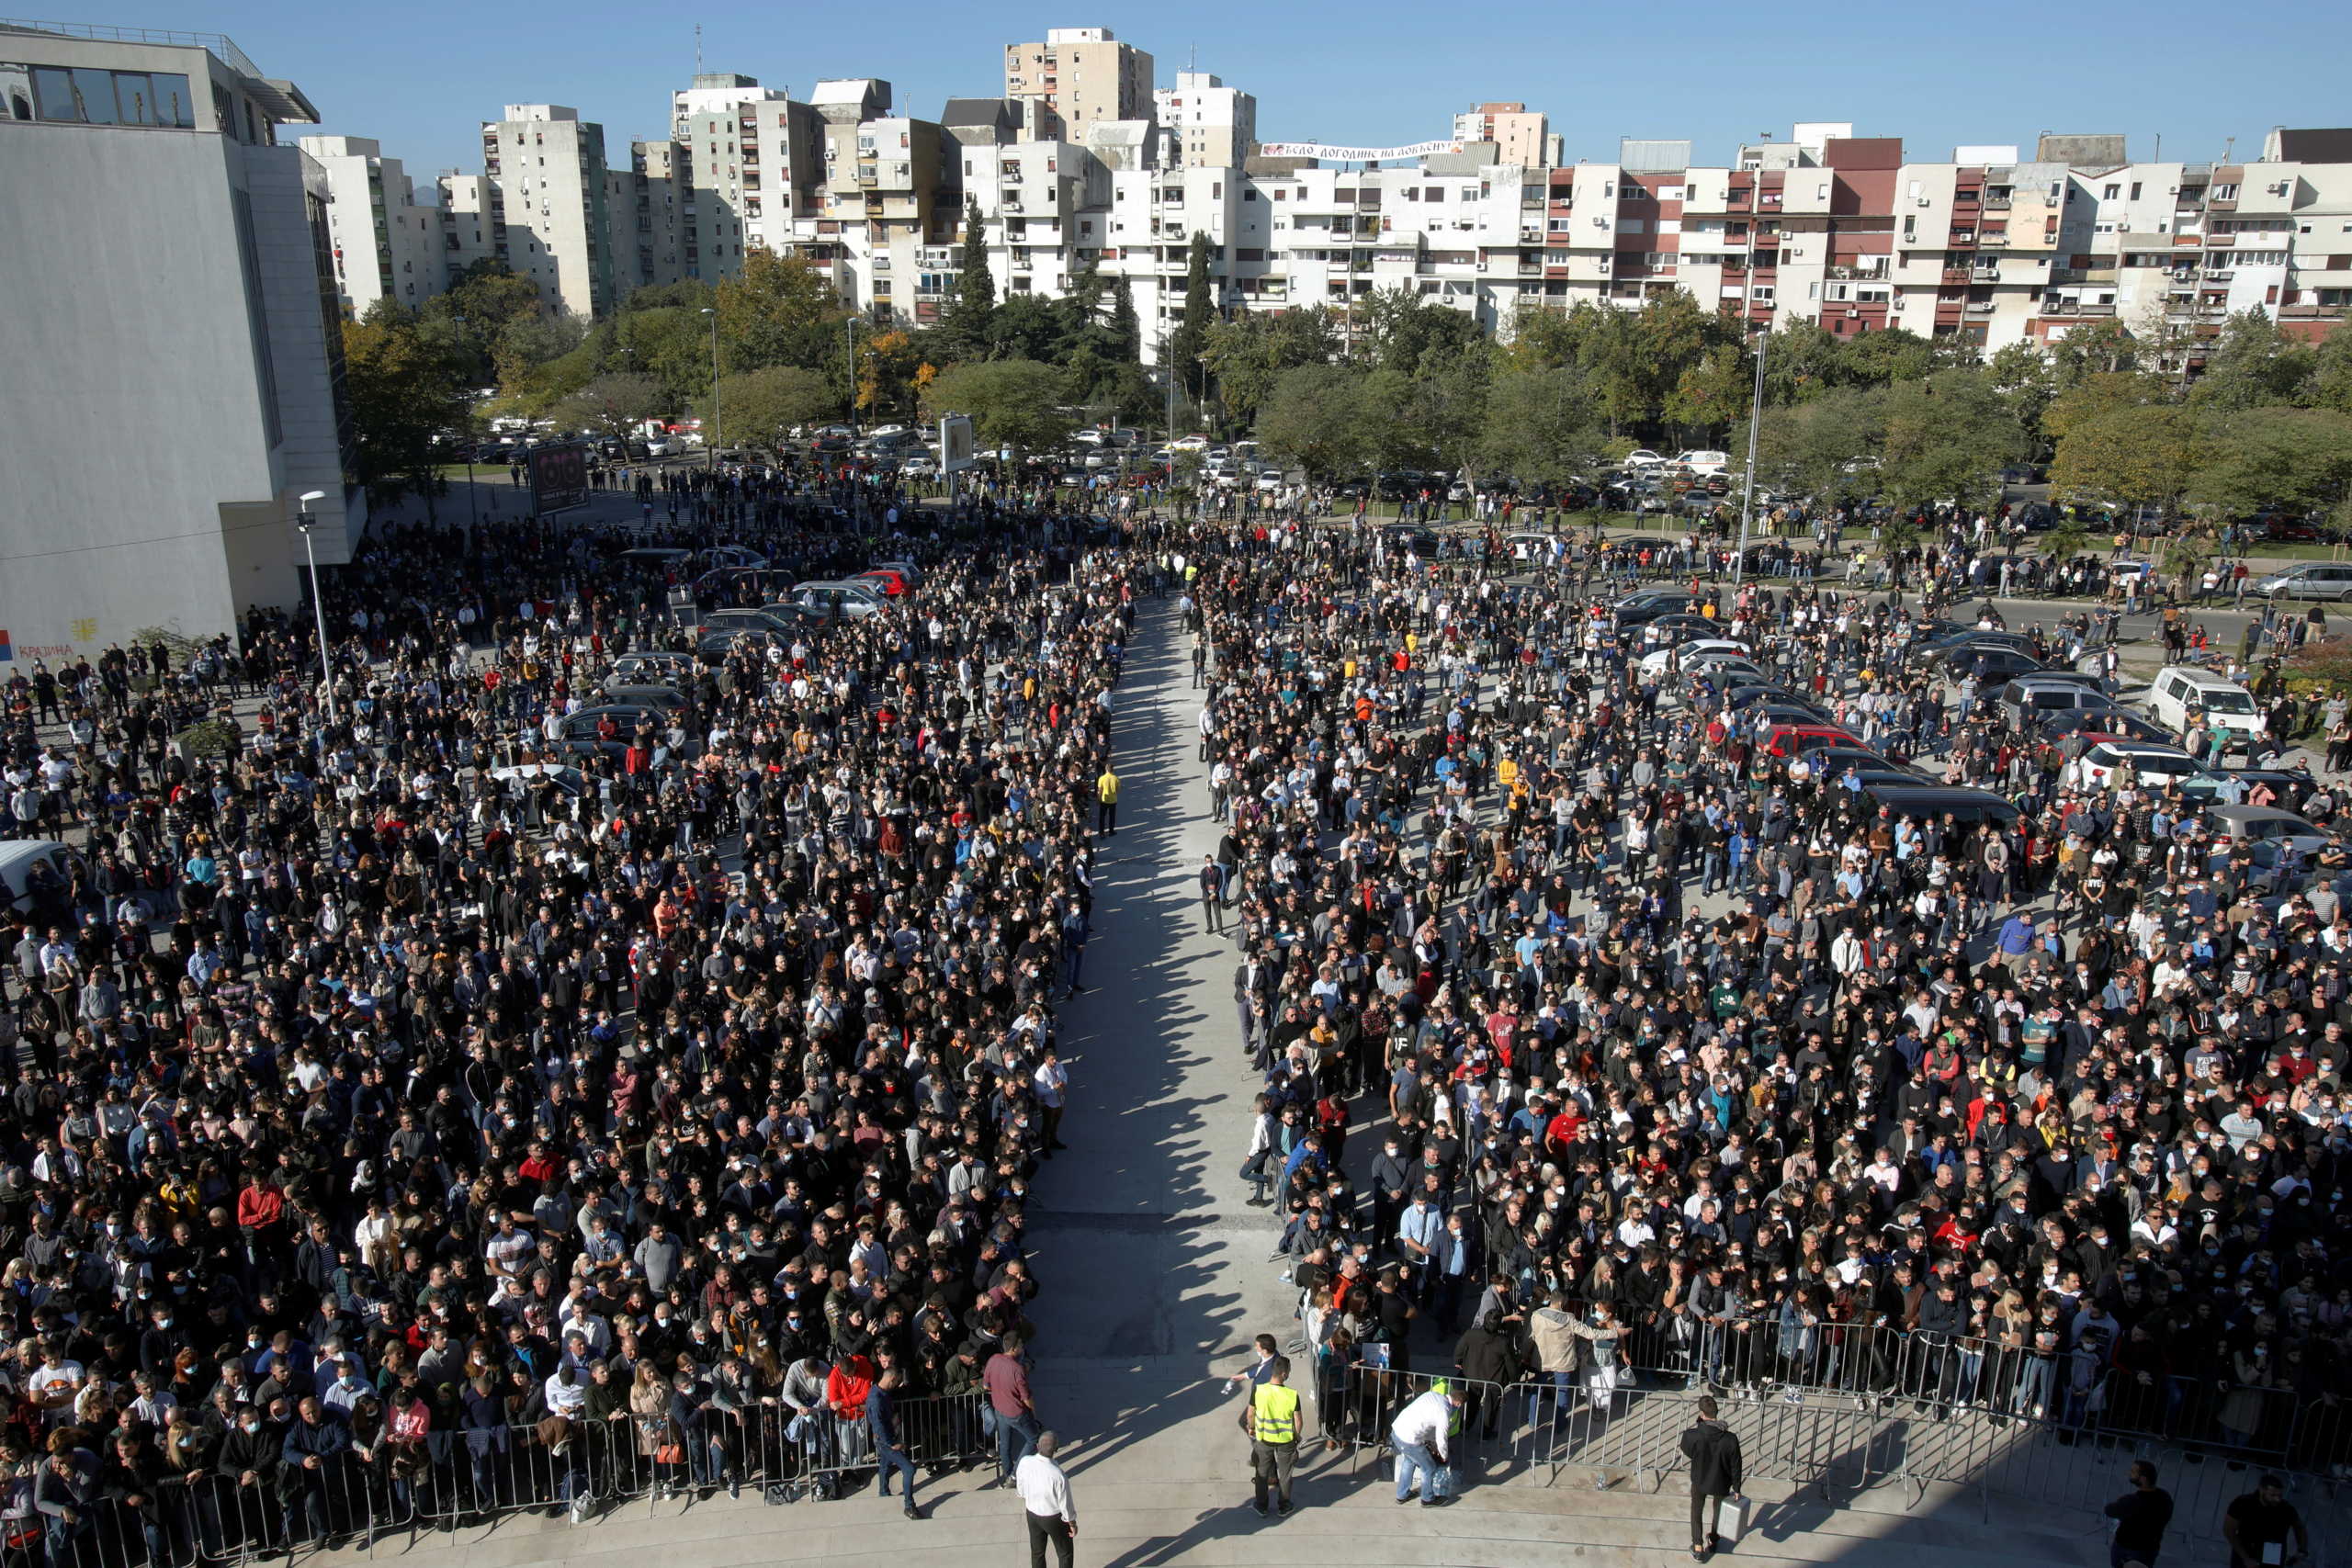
[[0, 22, 364, 662], [670, 73, 827, 276], [1154, 71, 1253, 169], [299, 135, 440, 318], [439, 104, 612, 319], [1003, 28, 1151, 145]]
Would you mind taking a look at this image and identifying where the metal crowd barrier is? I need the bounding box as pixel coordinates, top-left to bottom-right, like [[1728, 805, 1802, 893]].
[[4, 1393, 992, 1568]]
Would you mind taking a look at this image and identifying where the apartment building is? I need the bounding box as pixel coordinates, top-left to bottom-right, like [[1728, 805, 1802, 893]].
[[605, 139, 686, 297], [670, 73, 827, 275], [1155, 71, 1254, 168], [1453, 102, 1556, 171], [0, 21, 363, 660], [299, 134, 440, 317], [1003, 28, 1150, 143], [439, 104, 612, 319]]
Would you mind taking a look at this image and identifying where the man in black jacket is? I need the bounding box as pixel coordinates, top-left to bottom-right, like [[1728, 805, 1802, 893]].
[[1679, 1395, 1744, 1560]]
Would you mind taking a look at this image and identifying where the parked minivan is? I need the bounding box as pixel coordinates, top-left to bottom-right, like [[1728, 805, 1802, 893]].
[[2145, 665, 2263, 751], [2252, 561, 2352, 602], [1995, 676, 2118, 733]]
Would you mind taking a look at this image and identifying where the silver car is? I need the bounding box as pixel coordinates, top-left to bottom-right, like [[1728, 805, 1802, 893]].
[[2253, 562, 2352, 602]]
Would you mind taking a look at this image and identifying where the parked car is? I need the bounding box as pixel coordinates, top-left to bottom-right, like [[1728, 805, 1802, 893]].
[[2252, 561, 2352, 602], [2205, 804, 2337, 868], [2064, 742, 2220, 794], [2145, 665, 2263, 752]]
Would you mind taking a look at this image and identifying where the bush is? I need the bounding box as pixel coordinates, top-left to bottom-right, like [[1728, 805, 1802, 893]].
[[174, 719, 242, 760], [2281, 635, 2352, 697]]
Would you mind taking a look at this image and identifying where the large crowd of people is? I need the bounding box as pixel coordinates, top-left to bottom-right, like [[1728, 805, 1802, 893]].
[[1185, 524, 2352, 1480], [0, 497, 1136, 1562]]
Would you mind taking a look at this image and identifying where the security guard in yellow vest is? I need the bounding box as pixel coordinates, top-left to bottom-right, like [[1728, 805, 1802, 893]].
[[1249, 1356, 1301, 1517]]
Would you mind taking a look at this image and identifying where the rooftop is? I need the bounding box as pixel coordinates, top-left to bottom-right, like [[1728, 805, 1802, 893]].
[[0, 17, 258, 79]]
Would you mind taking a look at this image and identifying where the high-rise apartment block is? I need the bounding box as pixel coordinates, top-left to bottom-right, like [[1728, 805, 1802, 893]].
[[440, 105, 613, 319], [1004, 28, 1151, 143], [1155, 71, 1253, 168], [0, 21, 364, 660], [1454, 102, 1555, 170], [298, 135, 439, 317]]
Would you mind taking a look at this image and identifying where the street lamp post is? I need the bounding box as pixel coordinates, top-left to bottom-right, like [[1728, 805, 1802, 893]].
[[294, 491, 335, 722], [700, 306, 721, 470], [1730, 326, 1770, 590]]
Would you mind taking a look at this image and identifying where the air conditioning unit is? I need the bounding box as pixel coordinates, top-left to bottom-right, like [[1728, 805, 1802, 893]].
[[1593, 216, 1608, 228], [1917, 197, 1932, 207], [2267, 181, 2290, 196]]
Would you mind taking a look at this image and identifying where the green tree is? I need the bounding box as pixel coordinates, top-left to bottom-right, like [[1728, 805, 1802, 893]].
[[989, 295, 1069, 365], [939, 196, 996, 362], [417, 260, 544, 383], [341, 300, 471, 513], [1352, 287, 1481, 377], [1204, 308, 1340, 424], [2309, 319, 2352, 415], [1664, 343, 1752, 440], [920, 358, 1068, 460], [548, 372, 666, 443], [716, 250, 842, 375], [1405, 339, 1493, 486], [1257, 363, 1371, 479], [1478, 363, 1606, 491], [1985, 340, 2060, 455], [1877, 370, 2023, 511], [2046, 319, 2141, 388], [1740, 386, 1888, 503], [1162, 231, 1217, 409], [2050, 401, 2207, 520], [701, 366, 831, 450], [2190, 310, 2315, 412], [2188, 406, 2352, 519]]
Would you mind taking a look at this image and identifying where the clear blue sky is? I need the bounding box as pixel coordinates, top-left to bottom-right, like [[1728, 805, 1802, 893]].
[[48, 0, 2351, 182]]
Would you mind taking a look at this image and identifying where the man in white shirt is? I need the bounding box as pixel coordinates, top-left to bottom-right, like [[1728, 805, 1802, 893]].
[[1015, 1430, 1077, 1568], [1389, 1383, 1464, 1506]]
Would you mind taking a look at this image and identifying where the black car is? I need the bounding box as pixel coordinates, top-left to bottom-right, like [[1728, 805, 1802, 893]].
[[1860, 783, 2022, 827], [1616, 593, 1704, 627], [1941, 646, 2046, 682]]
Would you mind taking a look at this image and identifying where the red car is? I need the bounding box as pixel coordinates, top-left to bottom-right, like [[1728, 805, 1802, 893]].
[[1763, 723, 1863, 760], [854, 569, 910, 597]]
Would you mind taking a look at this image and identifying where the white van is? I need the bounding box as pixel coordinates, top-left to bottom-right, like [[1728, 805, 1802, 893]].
[[0, 841, 85, 917], [2146, 665, 2263, 751], [1675, 449, 1732, 476]]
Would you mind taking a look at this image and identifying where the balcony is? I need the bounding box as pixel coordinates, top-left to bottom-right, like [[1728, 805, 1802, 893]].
[[2039, 298, 2114, 317], [1966, 301, 1997, 314], [2280, 302, 2349, 319], [1940, 266, 1972, 285], [1984, 192, 2013, 210]]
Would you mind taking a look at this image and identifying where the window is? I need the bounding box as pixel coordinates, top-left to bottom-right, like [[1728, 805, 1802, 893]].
[[2213, 183, 2239, 200], [20, 64, 195, 128], [1749, 285, 1773, 303], [2130, 182, 2143, 201], [2104, 184, 2120, 200]]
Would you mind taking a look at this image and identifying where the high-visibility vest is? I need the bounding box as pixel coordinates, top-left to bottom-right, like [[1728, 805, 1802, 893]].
[[1251, 1382, 1301, 1444]]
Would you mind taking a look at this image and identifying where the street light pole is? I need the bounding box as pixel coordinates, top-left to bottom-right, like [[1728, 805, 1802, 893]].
[[1730, 326, 1769, 590], [701, 306, 721, 470], [295, 491, 334, 722]]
